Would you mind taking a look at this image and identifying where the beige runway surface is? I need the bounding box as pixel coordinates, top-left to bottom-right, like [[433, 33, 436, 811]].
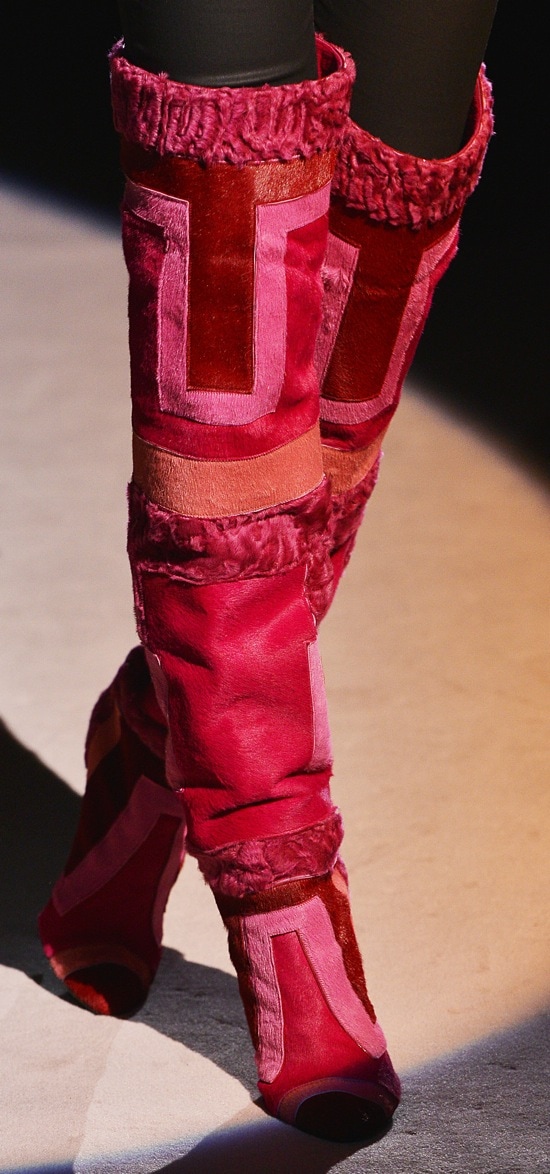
[[0, 183, 548, 1173]]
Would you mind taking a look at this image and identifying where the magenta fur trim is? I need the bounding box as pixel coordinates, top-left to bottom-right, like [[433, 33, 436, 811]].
[[128, 480, 333, 621], [110, 36, 354, 165], [191, 812, 344, 897], [333, 66, 494, 227]]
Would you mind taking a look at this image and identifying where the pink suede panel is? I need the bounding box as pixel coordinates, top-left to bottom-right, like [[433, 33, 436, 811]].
[[127, 480, 334, 624], [123, 179, 330, 429], [262, 932, 398, 1121], [110, 38, 354, 165], [314, 232, 359, 386], [151, 826, 186, 945], [51, 775, 184, 920], [320, 223, 458, 424], [242, 895, 387, 1083], [124, 181, 189, 417], [137, 565, 335, 850], [333, 67, 494, 227], [195, 813, 343, 897], [307, 640, 332, 772]]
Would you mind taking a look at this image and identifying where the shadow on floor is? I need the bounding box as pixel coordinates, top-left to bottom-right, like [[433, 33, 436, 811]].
[[1, 725, 548, 1172], [0, 725, 255, 1092], [154, 1013, 549, 1174], [0, 719, 80, 973]]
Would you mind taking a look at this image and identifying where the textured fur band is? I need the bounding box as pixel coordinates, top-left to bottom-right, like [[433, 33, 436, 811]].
[[191, 813, 344, 896], [333, 67, 494, 227], [329, 463, 381, 554], [110, 36, 354, 165], [128, 479, 334, 622]]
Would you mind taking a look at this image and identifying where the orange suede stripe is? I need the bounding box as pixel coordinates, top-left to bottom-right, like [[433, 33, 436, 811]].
[[133, 425, 324, 518], [321, 431, 386, 493], [85, 704, 122, 780]]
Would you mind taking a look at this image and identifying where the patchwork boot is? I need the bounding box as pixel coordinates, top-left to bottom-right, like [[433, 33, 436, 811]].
[[317, 66, 494, 614], [216, 864, 400, 1140], [40, 37, 356, 1026], [106, 36, 399, 1139], [39, 646, 185, 1015], [111, 30, 351, 884]]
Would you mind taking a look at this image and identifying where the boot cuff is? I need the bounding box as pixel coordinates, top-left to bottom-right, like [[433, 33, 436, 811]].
[[190, 813, 344, 897], [109, 36, 354, 165], [333, 66, 494, 228]]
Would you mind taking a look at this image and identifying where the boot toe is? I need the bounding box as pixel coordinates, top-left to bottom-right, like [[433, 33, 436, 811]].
[[65, 963, 148, 1018], [294, 1089, 390, 1143]]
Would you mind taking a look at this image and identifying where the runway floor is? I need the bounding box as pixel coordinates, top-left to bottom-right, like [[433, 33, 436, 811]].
[[0, 182, 548, 1173]]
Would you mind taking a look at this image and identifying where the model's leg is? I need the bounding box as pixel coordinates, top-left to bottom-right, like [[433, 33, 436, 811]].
[[38, 1, 320, 1019], [117, 0, 317, 85], [313, 0, 496, 607], [39, 647, 186, 1015], [315, 0, 497, 155], [42, 9, 397, 1139], [102, 16, 397, 1138]]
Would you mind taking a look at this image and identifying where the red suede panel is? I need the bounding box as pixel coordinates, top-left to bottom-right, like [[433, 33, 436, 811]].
[[122, 169, 329, 459], [153, 160, 256, 393], [282, 213, 329, 418], [184, 168, 253, 394], [218, 870, 374, 1019], [121, 144, 334, 204], [121, 154, 330, 401], [259, 932, 393, 1116], [322, 205, 459, 406], [139, 566, 334, 849]]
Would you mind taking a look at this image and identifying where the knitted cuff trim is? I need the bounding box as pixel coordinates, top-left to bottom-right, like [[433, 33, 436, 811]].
[[109, 35, 354, 165], [190, 813, 344, 898], [333, 66, 494, 228]]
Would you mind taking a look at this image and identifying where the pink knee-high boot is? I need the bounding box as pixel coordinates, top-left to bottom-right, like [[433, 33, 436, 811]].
[[318, 66, 494, 612], [39, 646, 185, 1015], [47, 35, 398, 1139], [38, 36, 351, 1019]]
